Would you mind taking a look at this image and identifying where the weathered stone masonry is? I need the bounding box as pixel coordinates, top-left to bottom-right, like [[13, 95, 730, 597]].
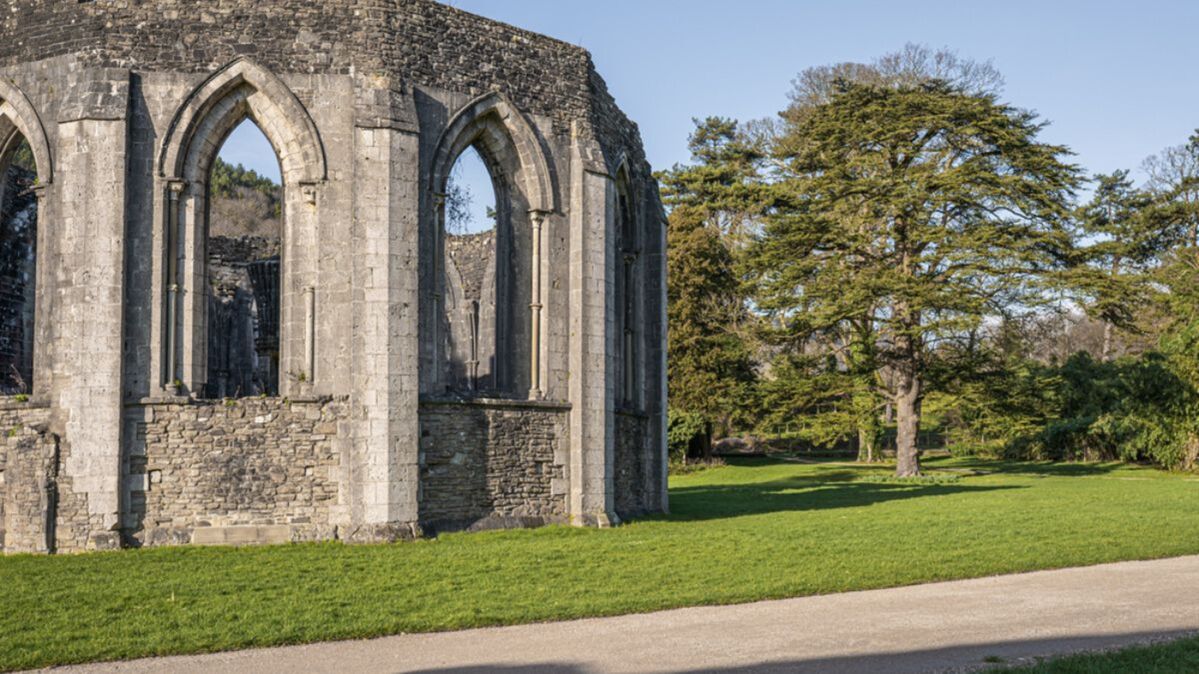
[[420, 400, 569, 532], [0, 0, 667, 553], [124, 398, 346, 547]]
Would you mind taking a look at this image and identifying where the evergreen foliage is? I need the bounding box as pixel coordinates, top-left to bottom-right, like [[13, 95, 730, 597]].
[[8, 139, 35, 174], [658, 118, 761, 460], [210, 157, 280, 200], [662, 48, 1199, 476], [747, 79, 1080, 475], [1072, 171, 1176, 360]]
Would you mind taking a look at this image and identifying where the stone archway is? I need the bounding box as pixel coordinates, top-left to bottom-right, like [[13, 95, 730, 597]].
[[159, 59, 326, 397], [426, 93, 556, 398], [0, 78, 53, 185], [0, 79, 53, 399]]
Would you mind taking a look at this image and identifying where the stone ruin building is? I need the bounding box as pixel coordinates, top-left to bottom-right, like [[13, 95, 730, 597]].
[[0, 0, 667, 553]]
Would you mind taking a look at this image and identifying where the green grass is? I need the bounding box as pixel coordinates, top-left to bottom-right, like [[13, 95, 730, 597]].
[[3, 457, 1199, 671], [1002, 634, 1199, 672]]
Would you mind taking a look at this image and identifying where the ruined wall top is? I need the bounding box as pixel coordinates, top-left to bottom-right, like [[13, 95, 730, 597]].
[[0, 0, 646, 160]]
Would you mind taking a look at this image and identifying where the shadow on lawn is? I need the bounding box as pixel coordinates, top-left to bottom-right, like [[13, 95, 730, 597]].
[[936, 458, 1129, 478], [729, 454, 1129, 479], [666, 475, 1023, 522]]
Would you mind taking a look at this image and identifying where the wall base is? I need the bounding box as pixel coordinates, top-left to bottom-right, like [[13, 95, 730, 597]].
[[571, 511, 620, 528]]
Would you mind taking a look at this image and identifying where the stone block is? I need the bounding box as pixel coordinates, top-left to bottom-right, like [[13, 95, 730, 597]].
[[192, 525, 292, 546]]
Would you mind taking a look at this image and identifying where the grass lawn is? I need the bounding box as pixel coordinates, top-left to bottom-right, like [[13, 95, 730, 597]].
[[1001, 634, 1199, 672], [3, 456, 1199, 670]]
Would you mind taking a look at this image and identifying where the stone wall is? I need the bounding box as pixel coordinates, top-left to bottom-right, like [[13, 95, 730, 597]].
[[1, 1, 591, 131], [208, 235, 281, 269], [124, 398, 348, 547], [419, 400, 568, 531], [0, 1, 651, 169], [446, 231, 494, 302], [444, 230, 499, 392], [615, 411, 652, 519], [0, 402, 90, 553]]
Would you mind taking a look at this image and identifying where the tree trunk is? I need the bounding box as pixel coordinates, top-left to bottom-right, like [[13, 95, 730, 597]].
[[895, 370, 922, 476], [892, 295, 923, 477], [856, 393, 881, 463], [857, 426, 877, 463], [1184, 435, 1199, 472], [1101, 256, 1121, 362]]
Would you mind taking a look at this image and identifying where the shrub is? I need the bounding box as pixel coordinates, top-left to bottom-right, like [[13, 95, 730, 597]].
[[667, 408, 708, 462]]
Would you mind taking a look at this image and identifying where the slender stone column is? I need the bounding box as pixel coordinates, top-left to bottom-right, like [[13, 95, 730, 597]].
[[529, 209, 548, 399], [164, 180, 184, 391], [29, 184, 51, 401], [304, 285, 316, 382], [178, 179, 207, 393], [431, 192, 446, 390], [468, 299, 480, 390]]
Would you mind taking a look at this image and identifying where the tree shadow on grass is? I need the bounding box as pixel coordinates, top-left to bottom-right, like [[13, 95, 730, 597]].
[[664, 474, 1023, 522], [933, 457, 1131, 478], [719, 455, 1128, 480]]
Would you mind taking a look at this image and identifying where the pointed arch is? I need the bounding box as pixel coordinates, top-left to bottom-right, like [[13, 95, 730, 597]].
[[431, 92, 554, 214], [610, 151, 632, 182], [157, 58, 326, 397], [425, 92, 556, 398], [0, 77, 53, 183], [613, 154, 642, 409], [159, 58, 326, 184], [612, 153, 637, 247]]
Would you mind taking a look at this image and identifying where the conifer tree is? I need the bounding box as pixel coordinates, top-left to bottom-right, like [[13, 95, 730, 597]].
[[748, 80, 1080, 476], [659, 118, 761, 459], [1074, 171, 1174, 360], [1143, 131, 1199, 248]]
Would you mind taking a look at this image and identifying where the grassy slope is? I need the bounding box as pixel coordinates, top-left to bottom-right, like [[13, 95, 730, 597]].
[[3, 457, 1199, 670]]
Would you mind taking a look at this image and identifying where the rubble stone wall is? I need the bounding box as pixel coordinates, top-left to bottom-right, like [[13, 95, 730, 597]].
[[419, 400, 569, 531], [124, 398, 348, 547], [0, 403, 80, 553]]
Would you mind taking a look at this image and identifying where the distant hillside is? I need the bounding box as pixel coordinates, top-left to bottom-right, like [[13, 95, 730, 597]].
[[209, 158, 281, 239]]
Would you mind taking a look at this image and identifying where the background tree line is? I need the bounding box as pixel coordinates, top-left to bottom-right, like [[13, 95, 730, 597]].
[[662, 45, 1199, 475]]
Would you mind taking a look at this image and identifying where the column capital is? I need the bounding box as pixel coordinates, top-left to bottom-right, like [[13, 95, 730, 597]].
[[299, 181, 321, 206]]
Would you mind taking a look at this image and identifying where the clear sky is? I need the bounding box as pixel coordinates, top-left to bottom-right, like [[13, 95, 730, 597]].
[[223, 0, 1199, 198]]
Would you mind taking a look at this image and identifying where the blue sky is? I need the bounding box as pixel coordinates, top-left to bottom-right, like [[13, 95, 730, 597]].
[[224, 0, 1199, 205]]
